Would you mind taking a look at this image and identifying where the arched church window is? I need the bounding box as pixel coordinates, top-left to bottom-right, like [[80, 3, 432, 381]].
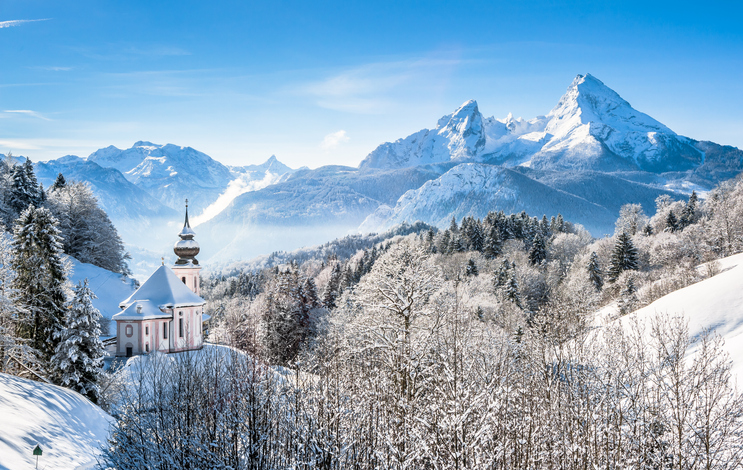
[[125, 325, 133, 337]]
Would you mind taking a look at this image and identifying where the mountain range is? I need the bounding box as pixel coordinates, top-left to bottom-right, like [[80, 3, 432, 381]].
[[30, 73, 743, 275]]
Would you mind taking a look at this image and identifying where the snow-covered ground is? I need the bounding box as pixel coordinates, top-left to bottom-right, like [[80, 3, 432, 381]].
[[0, 373, 112, 470], [613, 252, 743, 380], [66, 256, 138, 337]]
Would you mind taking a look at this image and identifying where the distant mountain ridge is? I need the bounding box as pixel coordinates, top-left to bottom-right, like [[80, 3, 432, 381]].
[[31, 73, 743, 268]]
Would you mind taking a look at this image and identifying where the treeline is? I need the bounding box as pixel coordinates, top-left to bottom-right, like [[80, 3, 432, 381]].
[[104, 172, 743, 469]]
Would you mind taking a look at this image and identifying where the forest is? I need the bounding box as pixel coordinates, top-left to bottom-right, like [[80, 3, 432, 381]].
[[3, 153, 743, 468], [105, 173, 743, 468]]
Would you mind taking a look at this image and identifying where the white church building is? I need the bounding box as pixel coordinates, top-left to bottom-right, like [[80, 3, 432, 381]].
[[112, 203, 208, 357]]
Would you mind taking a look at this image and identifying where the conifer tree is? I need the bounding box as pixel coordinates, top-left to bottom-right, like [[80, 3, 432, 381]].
[[50, 172, 67, 191], [679, 190, 698, 229], [483, 226, 502, 259], [665, 211, 679, 233], [505, 272, 522, 309], [323, 263, 342, 309], [528, 235, 547, 265], [493, 259, 511, 289], [465, 258, 478, 277], [50, 279, 104, 402], [10, 205, 68, 362], [587, 251, 604, 291], [6, 159, 41, 220], [608, 233, 639, 282]]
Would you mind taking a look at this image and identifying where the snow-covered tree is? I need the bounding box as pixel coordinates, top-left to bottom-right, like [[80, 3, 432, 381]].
[[4, 159, 41, 225], [608, 233, 639, 282], [587, 251, 604, 291], [528, 234, 547, 265], [465, 258, 478, 276], [50, 279, 104, 402], [45, 181, 131, 275], [615, 203, 648, 236], [10, 205, 68, 362]]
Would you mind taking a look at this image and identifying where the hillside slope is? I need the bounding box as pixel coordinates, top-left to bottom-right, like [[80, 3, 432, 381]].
[[616, 252, 743, 380], [0, 373, 112, 470]]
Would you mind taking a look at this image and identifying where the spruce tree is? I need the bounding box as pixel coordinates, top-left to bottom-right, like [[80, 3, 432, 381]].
[[608, 233, 639, 282], [587, 251, 604, 291], [483, 226, 502, 259], [323, 263, 342, 309], [505, 272, 522, 309], [6, 160, 41, 218], [50, 279, 104, 402], [528, 235, 547, 265], [465, 258, 478, 277], [10, 205, 68, 362], [50, 172, 67, 191], [665, 211, 678, 233]]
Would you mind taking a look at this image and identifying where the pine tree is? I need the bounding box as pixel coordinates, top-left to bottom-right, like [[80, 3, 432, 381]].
[[450, 235, 466, 253], [665, 211, 678, 233], [587, 251, 604, 291], [679, 190, 698, 229], [528, 235, 547, 265], [50, 172, 67, 191], [323, 263, 342, 309], [50, 279, 104, 402], [505, 272, 522, 309], [10, 205, 68, 362], [608, 233, 639, 282], [465, 258, 478, 277], [483, 226, 502, 259], [5, 159, 41, 220], [493, 259, 511, 289]]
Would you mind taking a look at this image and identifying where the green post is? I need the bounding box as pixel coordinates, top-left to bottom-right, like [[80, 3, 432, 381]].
[[33, 444, 42, 469]]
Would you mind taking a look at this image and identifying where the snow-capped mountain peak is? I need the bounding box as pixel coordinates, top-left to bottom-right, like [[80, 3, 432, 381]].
[[359, 73, 704, 173], [546, 73, 672, 136]]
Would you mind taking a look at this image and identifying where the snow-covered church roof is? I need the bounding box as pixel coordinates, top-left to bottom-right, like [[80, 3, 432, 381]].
[[119, 265, 205, 310], [112, 300, 172, 321]]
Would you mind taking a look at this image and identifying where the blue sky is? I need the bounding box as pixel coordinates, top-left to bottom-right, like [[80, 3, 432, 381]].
[[2, 0, 742, 168]]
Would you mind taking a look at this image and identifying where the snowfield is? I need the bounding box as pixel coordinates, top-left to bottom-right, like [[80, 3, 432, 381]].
[[615, 252, 743, 380], [0, 373, 112, 470]]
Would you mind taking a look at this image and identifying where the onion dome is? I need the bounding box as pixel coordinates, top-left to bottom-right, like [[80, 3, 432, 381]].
[[174, 199, 200, 265]]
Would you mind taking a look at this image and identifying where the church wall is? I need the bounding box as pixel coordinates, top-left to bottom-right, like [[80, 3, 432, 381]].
[[117, 320, 141, 356]]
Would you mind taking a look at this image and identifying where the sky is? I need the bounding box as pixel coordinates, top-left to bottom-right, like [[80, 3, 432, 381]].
[[1, 0, 742, 169]]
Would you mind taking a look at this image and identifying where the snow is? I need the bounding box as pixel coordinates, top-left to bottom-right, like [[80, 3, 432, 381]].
[[358, 73, 703, 173], [118, 264, 205, 309], [0, 372, 112, 470], [614, 252, 743, 381], [66, 256, 138, 337]]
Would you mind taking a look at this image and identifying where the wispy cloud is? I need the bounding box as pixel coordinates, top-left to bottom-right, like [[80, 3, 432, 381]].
[[3, 110, 52, 121], [69, 44, 190, 61], [301, 57, 463, 114], [0, 19, 50, 29], [32, 66, 73, 72], [320, 130, 350, 150]]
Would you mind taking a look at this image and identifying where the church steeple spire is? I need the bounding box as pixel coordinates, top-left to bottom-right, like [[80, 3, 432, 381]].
[[174, 199, 199, 265]]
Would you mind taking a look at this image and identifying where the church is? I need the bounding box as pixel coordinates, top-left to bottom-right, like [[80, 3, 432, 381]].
[[112, 203, 207, 357]]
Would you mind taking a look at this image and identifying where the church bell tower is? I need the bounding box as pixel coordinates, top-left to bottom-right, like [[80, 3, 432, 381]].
[[171, 199, 201, 295]]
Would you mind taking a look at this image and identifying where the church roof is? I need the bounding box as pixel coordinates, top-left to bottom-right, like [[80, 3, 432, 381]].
[[119, 265, 206, 310], [112, 300, 172, 321]]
